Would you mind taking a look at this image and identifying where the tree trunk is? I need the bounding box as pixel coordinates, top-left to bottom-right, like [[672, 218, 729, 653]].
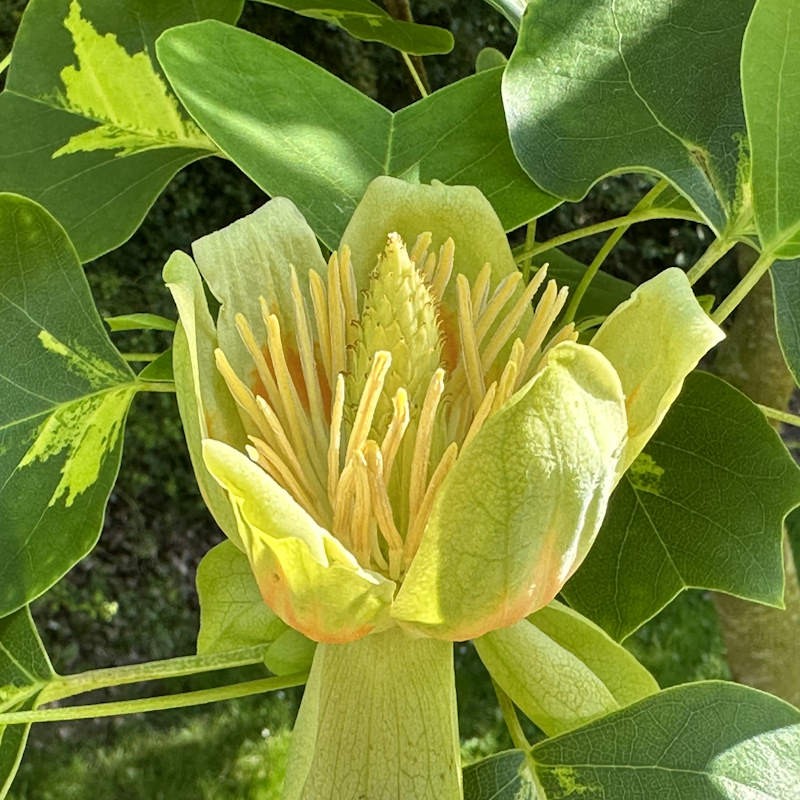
[[712, 248, 800, 706]]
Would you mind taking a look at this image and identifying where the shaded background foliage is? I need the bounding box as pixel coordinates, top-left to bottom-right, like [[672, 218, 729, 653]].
[[0, 1, 735, 795]]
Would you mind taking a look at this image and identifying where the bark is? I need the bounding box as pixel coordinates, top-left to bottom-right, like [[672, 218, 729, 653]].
[[712, 248, 800, 706]]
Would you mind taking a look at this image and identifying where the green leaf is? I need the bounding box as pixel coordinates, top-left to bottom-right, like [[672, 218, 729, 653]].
[[503, 0, 754, 233], [530, 682, 800, 799], [0, 0, 243, 261], [564, 371, 800, 640], [0, 609, 53, 799], [476, 603, 657, 736], [462, 751, 537, 800], [105, 313, 176, 332], [772, 259, 800, 385], [136, 350, 174, 383], [156, 21, 557, 249], [0, 194, 137, 619], [479, 1, 527, 28], [250, 0, 453, 55], [742, 0, 800, 258]]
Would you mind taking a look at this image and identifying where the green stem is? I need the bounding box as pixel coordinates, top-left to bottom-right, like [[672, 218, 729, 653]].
[[492, 680, 530, 752], [402, 52, 428, 98], [561, 179, 669, 324], [135, 379, 176, 393], [711, 250, 776, 324], [0, 674, 307, 726], [757, 404, 800, 429], [123, 352, 160, 362], [686, 236, 738, 285], [514, 207, 701, 261], [0, 51, 10, 76], [39, 646, 269, 706]]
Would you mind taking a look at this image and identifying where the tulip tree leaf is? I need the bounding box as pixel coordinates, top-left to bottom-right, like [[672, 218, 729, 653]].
[[105, 313, 176, 333], [479, 0, 527, 28], [565, 371, 800, 641], [156, 20, 557, 250], [250, 0, 453, 55], [0, 609, 54, 798], [529, 682, 800, 799], [742, 0, 800, 259], [0, 0, 243, 262], [462, 751, 537, 800], [0, 194, 138, 619], [772, 259, 800, 386], [503, 0, 754, 234]]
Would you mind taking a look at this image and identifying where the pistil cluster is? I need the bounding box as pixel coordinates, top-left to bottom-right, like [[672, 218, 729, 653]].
[[215, 233, 576, 583]]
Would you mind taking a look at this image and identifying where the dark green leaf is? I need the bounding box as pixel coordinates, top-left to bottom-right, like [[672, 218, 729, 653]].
[[462, 751, 537, 800], [564, 371, 800, 640], [0, 194, 137, 618], [742, 0, 800, 258], [0, 609, 53, 799], [530, 682, 800, 800], [251, 0, 453, 54], [503, 0, 754, 233], [772, 259, 800, 386], [157, 21, 556, 249], [0, 0, 243, 261]]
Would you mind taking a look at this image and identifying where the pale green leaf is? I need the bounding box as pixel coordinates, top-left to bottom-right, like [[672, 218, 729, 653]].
[[156, 22, 556, 249], [530, 682, 800, 799], [105, 313, 175, 332], [1, 0, 242, 260], [251, 0, 453, 54], [392, 342, 627, 640], [0, 609, 53, 798], [503, 0, 754, 233], [565, 372, 800, 640], [283, 628, 460, 799], [136, 350, 174, 383], [463, 751, 537, 800], [0, 194, 137, 618]]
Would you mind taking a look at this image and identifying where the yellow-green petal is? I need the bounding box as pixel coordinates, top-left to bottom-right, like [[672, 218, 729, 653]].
[[591, 268, 724, 476], [164, 251, 247, 547], [191, 197, 328, 383], [475, 602, 658, 736], [341, 176, 518, 292], [392, 342, 627, 640], [202, 440, 396, 643]]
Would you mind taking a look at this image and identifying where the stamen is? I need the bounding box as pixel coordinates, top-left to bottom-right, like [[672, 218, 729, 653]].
[[338, 246, 359, 348], [346, 351, 392, 462], [471, 263, 492, 318], [474, 272, 522, 345], [308, 269, 332, 386], [421, 251, 437, 283], [327, 252, 348, 379], [462, 382, 497, 451], [332, 459, 356, 550], [408, 368, 446, 523], [327, 374, 345, 506], [430, 238, 455, 301], [233, 314, 284, 418], [405, 441, 459, 561], [493, 339, 524, 412], [481, 269, 549, 375], [410, 232, 432, 265], [456, 274, 486, 412], [363, 441, 404, 580], [381, 388, 410, 483], [351, 450, 373, 567], [519, 280, 567, 376], [289, 268, 328, 449], [214, 349, 264, 425]]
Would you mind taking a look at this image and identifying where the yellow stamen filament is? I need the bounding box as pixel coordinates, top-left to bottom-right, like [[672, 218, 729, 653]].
[[405, 441, 458, 561], [214, 349, 264, 426], [234, 314, 285, 419], [471, 263, 492, 317], [347, 352, 392, 462], [380, 388, 410, 483], [327, 252, 348, 379], [519, 281, 569, 376], [327, 374, 345, 506], [494, 339, 524, 412], [410, 232, 432, 265], [308, 269, 332, 385], [421, 251, 437, 283], [462, 382, 498, 452], [363, 441, 404, 579], [332, 459, 356, 549], [338, 246, 359, 348], [456, 274, 486, 412], [474, 272, 522, 345], [408, 368, 446, 523], [350, 451, 373, 567], [430, 238, 455, 301]]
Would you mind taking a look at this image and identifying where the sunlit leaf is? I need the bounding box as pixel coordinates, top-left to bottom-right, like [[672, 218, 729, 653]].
[[565, 371, 800, 640], [463, 751, 537, 800], [157, 21, 556, 249], [0, 194, 137, 618], [503, 0, 754, 233], [251, 0, 453, 54], [0, 0, 243, 261], [742, 0, 800, 258], [530, 682, 800, 799]]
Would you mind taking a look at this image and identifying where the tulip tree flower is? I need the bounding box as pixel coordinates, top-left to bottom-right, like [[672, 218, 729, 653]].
[[165, 177, 723, 799]]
